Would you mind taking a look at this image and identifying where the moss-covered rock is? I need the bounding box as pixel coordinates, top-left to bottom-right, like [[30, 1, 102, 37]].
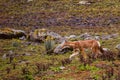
[[28, 28, 63, 43], [0, 28, 26, 39]]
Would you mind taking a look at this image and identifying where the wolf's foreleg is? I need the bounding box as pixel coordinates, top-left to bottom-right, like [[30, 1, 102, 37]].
[[69, 50, 79, 60]]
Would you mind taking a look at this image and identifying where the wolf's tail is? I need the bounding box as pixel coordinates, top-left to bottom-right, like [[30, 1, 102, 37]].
[[99, 46, 104, 53]]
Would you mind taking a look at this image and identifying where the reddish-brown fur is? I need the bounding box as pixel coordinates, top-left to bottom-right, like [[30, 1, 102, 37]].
[[61, 40, 103, 59]]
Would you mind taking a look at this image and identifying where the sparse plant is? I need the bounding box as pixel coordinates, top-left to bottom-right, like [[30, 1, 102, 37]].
[[35, 63, 43, 73], [102, 73, 107, 80], [79, 54, 92, 66], [12, 41, 19, 47], [61, 58, 71, 66], [6, 67, 11, 74], [26, 62, 30, 67], [35, 62, 50, 73], [12, 63, 17, 69], [100, 50, 115, 61], [116, 69, 120, 80], [24, 74, 34, 80], [117, 51, 120, 59], [105, 66, 114, 79], [44, 36, 55, 55], [21, 67, 29, 75], [9, 56, 14, 63]]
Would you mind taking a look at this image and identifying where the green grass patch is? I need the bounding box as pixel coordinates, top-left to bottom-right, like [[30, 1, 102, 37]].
[[78, 64, 100, 71]]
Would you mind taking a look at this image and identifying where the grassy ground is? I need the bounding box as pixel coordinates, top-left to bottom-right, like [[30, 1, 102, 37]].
[[0, 27, 120, 80], [0, 0, 120, 28], [0, 0, 120, 80]]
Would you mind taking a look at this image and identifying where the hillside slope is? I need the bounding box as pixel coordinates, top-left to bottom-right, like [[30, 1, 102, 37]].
[[0, 0, 120, 28]]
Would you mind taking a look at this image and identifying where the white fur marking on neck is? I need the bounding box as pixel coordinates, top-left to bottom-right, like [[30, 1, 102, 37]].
[[97, 41, 101, 47]]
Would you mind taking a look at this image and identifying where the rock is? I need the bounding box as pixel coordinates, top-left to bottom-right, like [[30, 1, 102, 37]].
[[58, 37, 67, 43], [101, 33, 119, 40], [110, 33, 119, 39], [18, 60, 28, 64], [65, 35, 78, 41], [79, 33, 93, 40], [59, 66, 65, 70], [19, 36, 26, 40], [54, 41, 72, 54], [54, 44, 63, 54], [22, 53, 31, 56], [103, 48, 110, 51], [2, 54, 7, 59], [0, 28, 26, 39], [27, 0, 33, 2], [78, 1, 94, 5], [47, 31, 63, 43], [25, 42, 32, 46], [28, 28, 47, 42], [69, 35, 78, 40], [47, 31, 61, 39], [28, 28, 63, 43], [84, 36, 94, 40], [115, 44, 120, 51], [2, 50, 14, 59], [94, 36, 100, 40], [9, 50, 14, 56], [68, 35, 77, 39], [101, 35, 112, 40], [79, 33, 101, 40]]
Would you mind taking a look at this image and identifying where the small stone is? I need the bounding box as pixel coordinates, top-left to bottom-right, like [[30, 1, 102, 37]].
[[22, 53, 31, 56], [101, 35, 112, 40], [59, 66, 65, 70], [79, 1, 92, 5], [79, 33, 93, 40], [115, 44, 120, 51], [2, 54, 7, 59], [27, 0, 33, 2]]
